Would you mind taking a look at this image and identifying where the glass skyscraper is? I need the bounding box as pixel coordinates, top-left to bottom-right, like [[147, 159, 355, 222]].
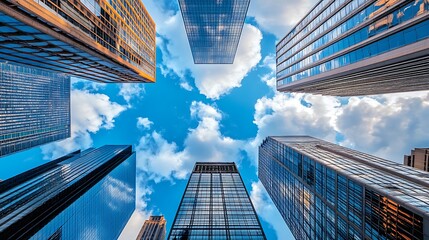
[[178, 0, 250, 64], [137, 215, 166, 240], [168, 162, 266, 239], [0, 145, 136, 240], [276, 0, 429, 96], [0, 62, 70, 157], [0, 0, 156, 83], [259, 136, 429, 240]]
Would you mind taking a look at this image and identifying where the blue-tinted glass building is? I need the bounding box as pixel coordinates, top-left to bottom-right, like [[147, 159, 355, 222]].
[[168, 162, 266, 239], [276, 0, 429, 96], [0, 0, 156, 83], [0, 145, 136, 240], [259, 136, 429, 240], [178, 0, 250, 64], [0, 62, 70, 157]]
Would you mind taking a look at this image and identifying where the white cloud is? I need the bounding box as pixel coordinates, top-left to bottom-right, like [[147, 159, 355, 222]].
[[336, 92, 429, 162], [118, 83, 145, 106], [41, 90, 126, 159], [246, 92, 340, 165], [250, 181, 293, 240], [137, 117, 154, 130], [248, 0, 318, 38], [136, 101, 244, 182], [144, 0, 263, 99], [247, 90, 429, 165]]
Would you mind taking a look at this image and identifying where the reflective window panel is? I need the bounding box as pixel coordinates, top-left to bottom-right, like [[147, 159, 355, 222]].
[[0, 145, 136, 240], [259, 136, 429, 240], [178, 0, 250, 64], [168, 162, 266, 239], [0, 62, 70, 157]]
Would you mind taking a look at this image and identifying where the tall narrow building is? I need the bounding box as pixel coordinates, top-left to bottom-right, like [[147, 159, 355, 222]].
[[168, 162, 266, 239], [0, 145, 136, 240], [276, 0, 429, 96], [0, 0, 156, 83], [404, 148, 429, 172], [136, 216, 166, 240], [259, 136, 429, 240], [0, 62, 70, 157], [178, 0, 250, 64]]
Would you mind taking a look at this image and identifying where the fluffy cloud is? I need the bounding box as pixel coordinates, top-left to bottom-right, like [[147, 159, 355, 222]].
[[137, 117, 154, 130], [136, 101, 244, 182], [144, 0, 263, 99], [246, 92, 340, 165], [247, 89, 429, 165], [337, 92, 429, 162], [118, 83, 145, 106], [248, 0, 318, 38], [41, 90, 126, 159], [250, 181, 293, 240]]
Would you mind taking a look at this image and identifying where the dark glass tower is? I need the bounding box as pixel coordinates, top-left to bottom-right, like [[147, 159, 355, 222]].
[[259, 136, 429, 240], [168, 162, 266, 239], [0, 62, 70, 157], [276, 0, 429, 96], [178, 0, 250, 64], [0, 145, 136, 240]]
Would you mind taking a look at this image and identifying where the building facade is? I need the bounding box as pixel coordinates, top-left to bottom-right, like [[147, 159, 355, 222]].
[[178, 0, 250, 64], [404, 148, 429, 172], [0, 145, 136, 240], [259, 136, 429, 240], [136, 216, 166, 240], [276, 0, 429, 96], [0, 0, 156, 83], [168, 162, 266, 239], [0, 62, 70, 157]]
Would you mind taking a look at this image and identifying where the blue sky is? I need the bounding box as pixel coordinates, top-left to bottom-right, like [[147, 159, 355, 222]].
[[2, 0, 429, 239]]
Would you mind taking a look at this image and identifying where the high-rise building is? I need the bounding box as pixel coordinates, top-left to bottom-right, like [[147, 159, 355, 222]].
[[178, 0, 250, 64], [259, 136, 429, 240], [0, 62, 70, 157], [404, 148, 429, 172], [0, 145, 136, 240], [0, 0, 156, 83], [136, 216, 166, 240], [276, 0, 429, 96], [168, 162, 266, 239]]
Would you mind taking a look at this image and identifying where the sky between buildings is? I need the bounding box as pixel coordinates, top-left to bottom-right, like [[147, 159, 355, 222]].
[[1, 0, 429, 239]]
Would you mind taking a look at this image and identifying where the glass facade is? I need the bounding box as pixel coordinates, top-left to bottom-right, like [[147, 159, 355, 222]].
[[178, 0, 250, 64], [0, 145, 136, 240], [0, 62, 70, 157], [259, 136, 429, 240], [168, 162, 266, 240], [0, 0, 156, 83], [276, 0, 429, 96]]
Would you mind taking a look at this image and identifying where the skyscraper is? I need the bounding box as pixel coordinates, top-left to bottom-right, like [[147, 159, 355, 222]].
[[259, 136, 429, 240], [0, 145, 136, 240], [276, 0, 429, 96], [168, 162, 266, 239], [178, 0, 250, 64], [404, 148, 429, 172], [0, 62, 70, 157], [0, 0, 156, 83], [136, 216, 166, 240]]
